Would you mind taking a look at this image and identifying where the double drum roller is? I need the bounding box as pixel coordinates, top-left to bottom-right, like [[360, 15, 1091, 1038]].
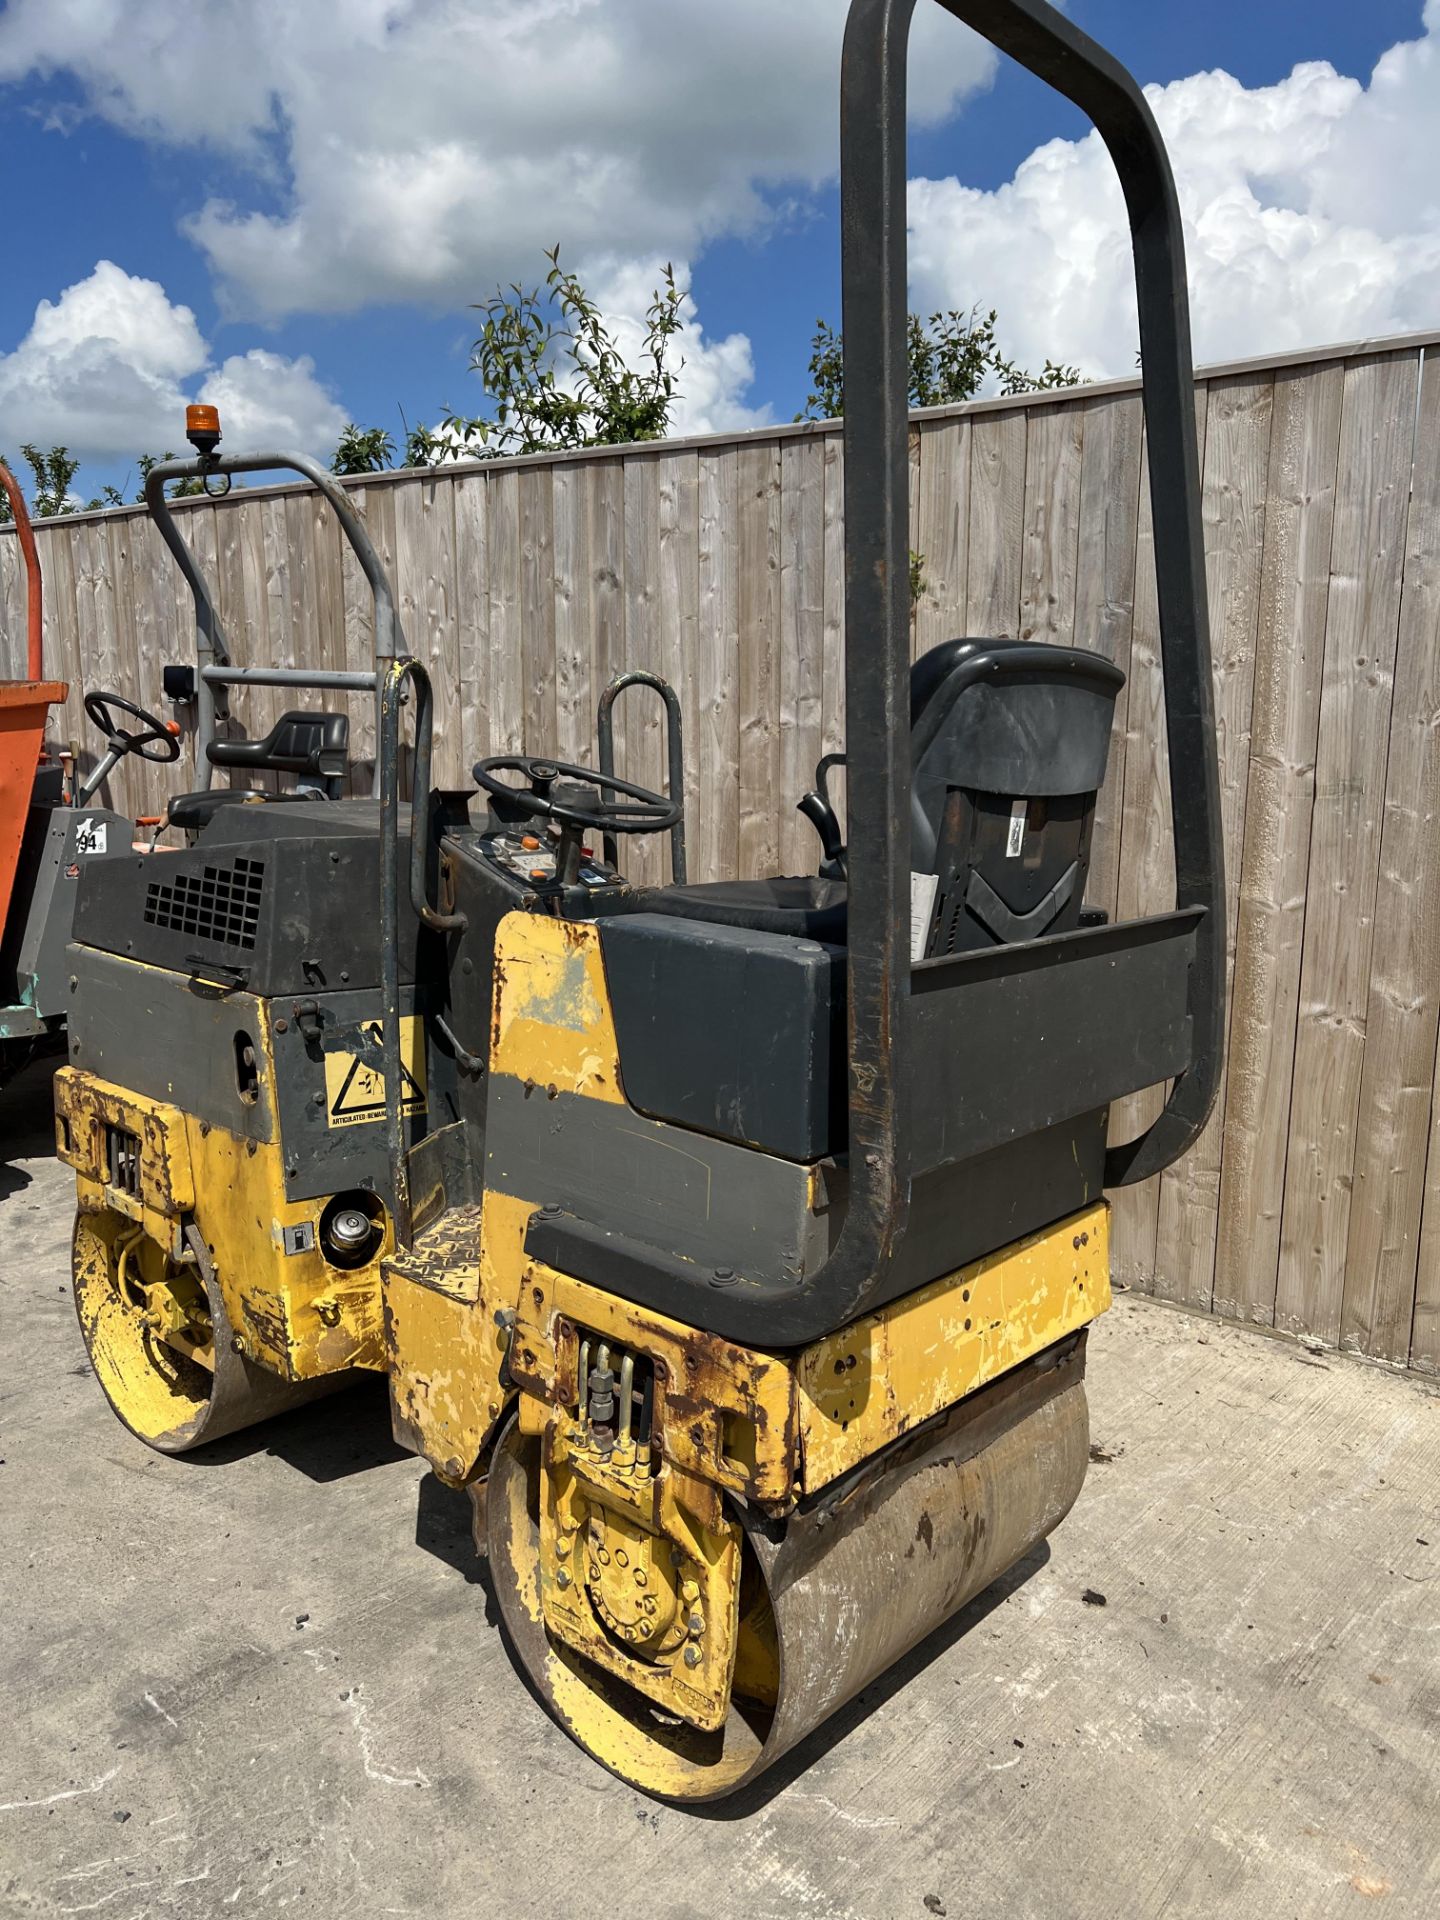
[[485, 1357, 1092, 1798], [71, 1211, 341, 1453], [57, 0, 1222, 1801]]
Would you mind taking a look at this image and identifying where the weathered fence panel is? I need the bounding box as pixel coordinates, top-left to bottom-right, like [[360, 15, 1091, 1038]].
[[5, 328, 1439, 1374]]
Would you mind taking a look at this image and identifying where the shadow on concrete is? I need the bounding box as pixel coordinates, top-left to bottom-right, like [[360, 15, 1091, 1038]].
[[1, 1049, 62, 1197], [412, 1471, 578, 1727], [0, 1158, 33, 1203], [416, 1471, 492, 1595], [184, 1374, 411, 1483]]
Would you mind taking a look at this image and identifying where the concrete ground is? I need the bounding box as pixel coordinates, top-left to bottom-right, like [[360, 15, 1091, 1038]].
[[2, 1052, 1438, 1920]]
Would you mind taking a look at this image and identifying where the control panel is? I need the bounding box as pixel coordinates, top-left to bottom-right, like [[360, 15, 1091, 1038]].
[[478, 827, 624, 902]]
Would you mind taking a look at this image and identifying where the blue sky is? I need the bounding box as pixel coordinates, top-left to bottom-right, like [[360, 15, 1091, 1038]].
[[0, 0, 1434, 503]]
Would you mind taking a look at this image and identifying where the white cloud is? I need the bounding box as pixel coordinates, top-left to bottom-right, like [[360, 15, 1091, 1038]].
[[0, 260, 205, 456], [907, 4, 1440, 377], [0, 0, 995, 322], [200, 349, 347, 452], [0, 261, 344, 462], [580, 256, 769, 437]]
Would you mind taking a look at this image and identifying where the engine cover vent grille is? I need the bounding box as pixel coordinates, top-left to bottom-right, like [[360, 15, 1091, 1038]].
[[143, 856, 265, 950]]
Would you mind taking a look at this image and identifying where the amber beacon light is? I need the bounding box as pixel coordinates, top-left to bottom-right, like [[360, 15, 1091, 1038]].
[[185, 404, 222, 456]]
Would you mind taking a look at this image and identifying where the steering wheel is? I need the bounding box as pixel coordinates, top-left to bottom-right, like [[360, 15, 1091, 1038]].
[[84, 691, 181, 765], [473, 754, 679, 835]]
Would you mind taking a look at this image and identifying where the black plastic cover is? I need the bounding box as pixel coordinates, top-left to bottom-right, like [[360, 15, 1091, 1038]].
[[166, 788, 310, 832], [69, 801, 427, 996], [599, 913, 845, 1162], [615, 874, 847, 942]]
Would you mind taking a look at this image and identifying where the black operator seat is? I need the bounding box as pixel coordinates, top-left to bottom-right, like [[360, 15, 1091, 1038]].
[[617, 637, 1124, 951], [166, 710, 349, 834], [907, 637, 1123, 955], [597, 638, 1125, 1164]]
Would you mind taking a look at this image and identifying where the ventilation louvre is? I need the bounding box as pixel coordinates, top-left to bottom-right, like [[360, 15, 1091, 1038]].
[[143, 856, 265, 951], [105, 1124, 141, 1197]]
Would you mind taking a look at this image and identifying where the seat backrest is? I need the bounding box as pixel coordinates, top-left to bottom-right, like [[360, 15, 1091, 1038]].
[[208, 710, 349, 783], [909, 638, 1124, 958]]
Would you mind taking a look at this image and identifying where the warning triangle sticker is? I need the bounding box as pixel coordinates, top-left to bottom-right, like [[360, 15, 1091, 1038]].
[[325, 1020, 426, 1128]]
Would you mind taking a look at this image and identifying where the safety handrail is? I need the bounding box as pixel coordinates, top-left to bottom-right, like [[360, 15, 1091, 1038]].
[[377, 655, 466, 1249], [0, 462, 44, 681], [595, 671, 688, 883], [202, 665, 380, 692], [785, 0, 1224, 1343], [144, 450, 403, 793]]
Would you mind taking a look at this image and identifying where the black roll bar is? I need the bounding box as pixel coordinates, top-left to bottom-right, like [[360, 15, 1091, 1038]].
[[810, 0, 1223, 1333], [377, 656, 467, 1250], [595, 671, 688, 883], [144, 450, 404, 793]]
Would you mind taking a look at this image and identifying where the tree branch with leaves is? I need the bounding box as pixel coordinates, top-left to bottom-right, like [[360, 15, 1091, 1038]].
[[331, 424, 397, 475], [20, 445, 81, 517], [441, 246, 685, 459], [798, 305, 1083, 420]]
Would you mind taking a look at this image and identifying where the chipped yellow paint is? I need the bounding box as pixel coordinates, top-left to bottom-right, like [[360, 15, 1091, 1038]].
[[188, 1120, 387, 1377], [797, 1201, 1109, 1489], [381, 1184, 571, 1485], [59, 1065, 387, 1383], [490, 1427, 760, 1798], [374, 904, 1111, 1784], [490, 1203, 1107, 1780], [374, 876, 1112, 1791], [538, 1432, 742, 1733], [382, 1200, 512, 1479], [510, 1262, 797, 1509], [477, 1189, 537, 1309], [55, 1068, 194, 1249], [71, 1205, 217, 1447], [479, 918, 1108, 1502], [392, 1190, 1108, 1510], [490, 912, 623, 1102], [509, 1209, 1108, 1510]]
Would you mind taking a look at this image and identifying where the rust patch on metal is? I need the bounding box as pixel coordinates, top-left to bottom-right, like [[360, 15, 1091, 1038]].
[[380, 1198, 515, 1483], [510, 1263, 799, 1511], [489, 946, 509, 1061], [241, 1291, 291, 1368], [54, 1067, 194, 1217]]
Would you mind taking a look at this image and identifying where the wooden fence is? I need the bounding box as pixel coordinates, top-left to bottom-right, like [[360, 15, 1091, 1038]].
[[4, 328, 1439, 1376]]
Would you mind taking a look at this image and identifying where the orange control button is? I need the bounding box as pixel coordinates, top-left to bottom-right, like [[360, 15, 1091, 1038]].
[[521, 834, 541, 850], [529, 868, 548, 882]]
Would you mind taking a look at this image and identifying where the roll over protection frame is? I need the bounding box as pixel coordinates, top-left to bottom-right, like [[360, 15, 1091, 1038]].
[[825, 0, 1223, 1332], [528, 0, 1223, 1346], [143, 450, 404, 793]]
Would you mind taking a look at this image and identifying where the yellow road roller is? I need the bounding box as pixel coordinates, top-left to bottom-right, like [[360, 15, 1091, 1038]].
[[56, 0, 1223, 1801]]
